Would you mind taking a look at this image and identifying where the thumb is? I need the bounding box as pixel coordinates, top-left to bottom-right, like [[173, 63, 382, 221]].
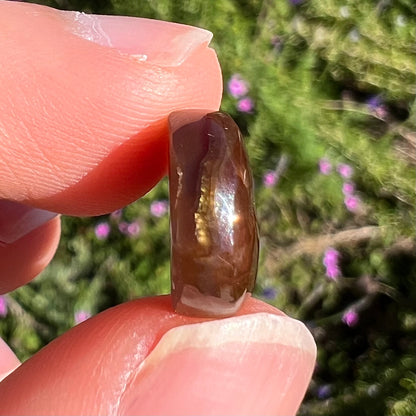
[[0, 2, 222, 216], [0, 296, 316, 415]]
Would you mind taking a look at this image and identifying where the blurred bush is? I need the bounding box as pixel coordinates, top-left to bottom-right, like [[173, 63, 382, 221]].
[[1, 1, 415, 415]]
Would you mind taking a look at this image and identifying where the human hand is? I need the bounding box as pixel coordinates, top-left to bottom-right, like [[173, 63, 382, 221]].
[[0, 2, 316, 415]]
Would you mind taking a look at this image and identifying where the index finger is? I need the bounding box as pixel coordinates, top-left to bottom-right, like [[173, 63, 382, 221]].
[[0, 2, 222, 216]]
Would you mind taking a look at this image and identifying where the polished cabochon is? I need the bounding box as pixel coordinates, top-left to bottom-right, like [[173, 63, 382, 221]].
[[169, 111, 259, 317]]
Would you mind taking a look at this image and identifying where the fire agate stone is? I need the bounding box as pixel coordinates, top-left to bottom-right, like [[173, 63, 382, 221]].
[[168, 110, 259, 317]]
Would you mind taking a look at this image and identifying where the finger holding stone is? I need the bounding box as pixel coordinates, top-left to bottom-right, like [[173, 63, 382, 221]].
[[0, 296, 316, 416], [0, 2, 222, 216]]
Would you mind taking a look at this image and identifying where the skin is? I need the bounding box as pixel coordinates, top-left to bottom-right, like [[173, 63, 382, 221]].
[[0, 2, 316, 415]]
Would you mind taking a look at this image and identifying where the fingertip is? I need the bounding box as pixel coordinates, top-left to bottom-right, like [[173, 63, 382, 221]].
[[0, 2, 222, 215], [0, 216, 61, 294], [122, 310, 316, 416], [0, 296, 315, 415]]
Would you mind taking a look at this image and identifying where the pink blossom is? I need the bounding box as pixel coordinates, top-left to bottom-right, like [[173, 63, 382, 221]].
[[94, 222, 110, 240], [237, 97, 254, 113], [337, 163, 353, 179], [342, 309, 359, 327], [323, 248, 341, 280], [374, 105, 388, 120], [118, 221, 141, 237], [367, 95, 382, 111], [127, 221, 140, 237], [110, 209, 123, 221], [342, 182, 355, 195], [118, 221, 129, 234], [367, 95, 389, 119], [318, 158, 332, 175], [150, 200, 168, 218], [0, 295, 7, 318], [227, 75, 249, 98], [323, 248, 339, 265], [263, 171, 277, 187], [74, 310, 91, 325], [326, 264, 341, 280], [344, 195, 361, 212]]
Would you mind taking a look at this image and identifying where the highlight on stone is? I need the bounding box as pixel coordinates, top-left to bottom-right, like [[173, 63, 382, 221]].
[[168, 110, 259, 318]]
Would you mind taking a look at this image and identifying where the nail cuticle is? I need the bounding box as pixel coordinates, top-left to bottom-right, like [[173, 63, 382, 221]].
[[137, 313, 317, 366], [122, 312, 316, 415]]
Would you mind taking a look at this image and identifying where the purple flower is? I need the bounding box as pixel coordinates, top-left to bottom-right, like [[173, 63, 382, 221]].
[[317, 384, 332, 399], [319, 158, 332, 175], [323, 248, 339, 265], [263, 171, 278, 188], [0, 295, 8, 318], [344, 195, 361, 212], [366, 96, 388, 119], [342, 309, 359, 327], [367, 97, 386, 117], [262, 287, 277, 300], [323, 248, 341, 280], [110, 209, 123, 221], [227, 75, 249, 98], [94, 222, 110, 240], [118, 221, 141, 237], [74, 310, 91, 325], [118, 221, 129, 234], [127, 221, 140, 237], [237, 97, 254, 113], [337, 163, 353, 179], [366, 95, 382, 111], [289, 0, 304, 5], [150, 200, 169, 218], [326, 264, 341, 280], [342, 182, 355, 195], [374, 105, 388, 119]]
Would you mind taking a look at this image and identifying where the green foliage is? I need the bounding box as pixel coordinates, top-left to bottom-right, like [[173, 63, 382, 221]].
[[2, 1, 415, 415]]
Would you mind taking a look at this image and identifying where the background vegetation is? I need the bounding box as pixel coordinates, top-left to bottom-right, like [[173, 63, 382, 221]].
[[1, 1, 415, 415]]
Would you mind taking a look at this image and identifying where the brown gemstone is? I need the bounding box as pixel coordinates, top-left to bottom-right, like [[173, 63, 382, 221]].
[[168, 110, 259, 317]]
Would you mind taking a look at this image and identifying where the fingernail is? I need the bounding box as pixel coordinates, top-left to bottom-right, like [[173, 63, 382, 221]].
[[0, 201, 57, 245], [62, 11, 213, 66], [121, 313, 317, 415], [0, 338, 20, 383]]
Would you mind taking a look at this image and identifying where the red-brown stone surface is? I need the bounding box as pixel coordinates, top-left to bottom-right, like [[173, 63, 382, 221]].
[[169, 110, 258, 317]]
